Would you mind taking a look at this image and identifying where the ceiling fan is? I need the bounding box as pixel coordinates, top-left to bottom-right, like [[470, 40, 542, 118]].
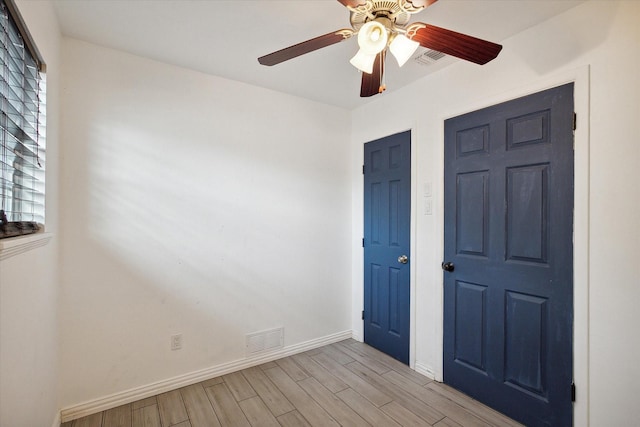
[[258, 0, 502, 98]]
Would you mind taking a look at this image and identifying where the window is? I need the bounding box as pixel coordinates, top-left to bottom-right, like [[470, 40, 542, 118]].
[[0, 0, 46, 239]]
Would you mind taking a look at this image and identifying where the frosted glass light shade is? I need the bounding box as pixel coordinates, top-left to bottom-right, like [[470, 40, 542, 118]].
[[389, 34, 420, 67], [350, 49, 377, 74], [357, 21, 388, 55]]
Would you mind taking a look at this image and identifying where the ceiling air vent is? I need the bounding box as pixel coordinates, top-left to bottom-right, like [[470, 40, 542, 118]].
[[414, 49, 446, 66]]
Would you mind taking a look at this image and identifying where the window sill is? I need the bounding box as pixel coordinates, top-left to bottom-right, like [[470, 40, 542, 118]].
[[0, 232, 53, 261]]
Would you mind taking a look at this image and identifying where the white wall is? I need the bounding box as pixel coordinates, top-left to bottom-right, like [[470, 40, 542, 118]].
[[59, 38, 352, 409], [5, 1, 637, 425], [350, 1, 639, 426], [0, 1, 61, 427]]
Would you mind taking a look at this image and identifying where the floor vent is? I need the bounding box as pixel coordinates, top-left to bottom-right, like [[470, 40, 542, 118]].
[[414, 49, 447, 66], [246, 327, 284, 355]]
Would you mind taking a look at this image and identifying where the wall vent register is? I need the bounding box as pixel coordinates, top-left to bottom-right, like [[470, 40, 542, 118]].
[[246, 327, 284, 356]]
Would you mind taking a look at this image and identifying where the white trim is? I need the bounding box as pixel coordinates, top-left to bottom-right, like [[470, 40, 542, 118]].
[[351, 330, 363, 342], [414, 362, 436, 381], [51, 411, 61, 427], [0, 232, 52, 261], [409, 124, 418, 370], [434, 65, 590, 426], [571, 65, 591, 427], [60, 330, 352, 423]]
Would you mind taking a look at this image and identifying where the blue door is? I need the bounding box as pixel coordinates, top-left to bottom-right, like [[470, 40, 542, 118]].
[[363, 131, 411, 364], [443, 84, 574, 426]]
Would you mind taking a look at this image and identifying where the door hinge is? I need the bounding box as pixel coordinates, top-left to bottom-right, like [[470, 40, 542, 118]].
[[573, 113, 577, 131], [362, 238, 365, 247], [361, 310, 364, 320], [571, 383, 576, 402], [362, 165, 365, 174]]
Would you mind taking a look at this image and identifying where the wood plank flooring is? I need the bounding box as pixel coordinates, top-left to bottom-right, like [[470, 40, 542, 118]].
[[62, 339, 522, 427]]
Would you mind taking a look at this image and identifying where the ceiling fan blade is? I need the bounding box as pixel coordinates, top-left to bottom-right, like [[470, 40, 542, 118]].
[[337, 0, 367, 8], [258, 30, 353, 66], [360, 52, 384, 98], [409, 23, 502, 65]]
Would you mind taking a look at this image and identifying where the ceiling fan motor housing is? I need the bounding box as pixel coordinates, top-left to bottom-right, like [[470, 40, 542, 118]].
[[349, 0, 423, 32]]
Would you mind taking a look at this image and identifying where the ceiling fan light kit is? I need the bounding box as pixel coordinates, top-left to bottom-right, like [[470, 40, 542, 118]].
[[258, 0, 503, 98], [388, 33, 420, 67], [350, 19, 389, 73], [349, 49, 377, 74], [357, 20, 389, 54]]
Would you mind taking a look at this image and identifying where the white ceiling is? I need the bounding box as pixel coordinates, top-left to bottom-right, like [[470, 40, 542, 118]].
[[51, 0, 585, 110]]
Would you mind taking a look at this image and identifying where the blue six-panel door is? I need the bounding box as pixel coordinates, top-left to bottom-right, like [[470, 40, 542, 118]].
[[443, 84, 574, 426], [364, 131, 411, 364]]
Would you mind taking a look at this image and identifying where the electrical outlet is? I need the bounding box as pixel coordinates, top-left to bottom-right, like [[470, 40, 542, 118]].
[[170, 334, 182, 351]]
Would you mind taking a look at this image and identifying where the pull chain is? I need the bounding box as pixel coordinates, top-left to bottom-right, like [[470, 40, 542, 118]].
[[379, 50, 387, 94]]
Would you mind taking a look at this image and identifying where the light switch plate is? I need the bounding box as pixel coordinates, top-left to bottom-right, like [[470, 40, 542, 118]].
[[423, 182, 433, 197], [424, 198, 433, 215]]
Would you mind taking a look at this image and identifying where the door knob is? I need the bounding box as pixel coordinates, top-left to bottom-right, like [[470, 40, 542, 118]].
[[398, 255, 408, 264], [441, 262, 455, 272]]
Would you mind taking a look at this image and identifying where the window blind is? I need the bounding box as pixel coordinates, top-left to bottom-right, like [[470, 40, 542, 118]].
[[0, 0, 46, 239]]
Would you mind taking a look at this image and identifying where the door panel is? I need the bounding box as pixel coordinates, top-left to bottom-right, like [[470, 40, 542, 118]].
[[364, 131, 411, 364], [444, 84, 574, 427], [506, 164, 549, 262], [504, 291, 548, 396], [454, 281, 487, 372], [456, 171, 489, 256]]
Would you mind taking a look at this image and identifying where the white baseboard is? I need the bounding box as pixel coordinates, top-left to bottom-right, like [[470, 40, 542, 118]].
[[60, 330, 352, 423], [350, 330, 363, 342], [414, 362, 437, 381]]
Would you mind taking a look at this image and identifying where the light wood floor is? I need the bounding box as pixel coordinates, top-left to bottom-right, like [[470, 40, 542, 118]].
[[62, 339, 522, 427]]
